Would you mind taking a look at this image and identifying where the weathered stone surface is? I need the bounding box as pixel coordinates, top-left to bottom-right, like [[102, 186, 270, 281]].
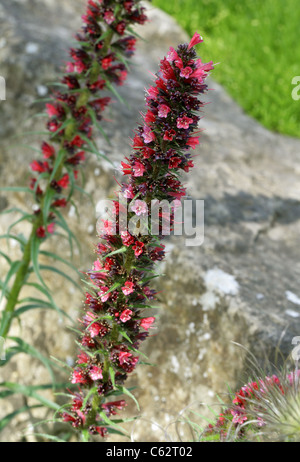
[[1, 0, 300, 442]]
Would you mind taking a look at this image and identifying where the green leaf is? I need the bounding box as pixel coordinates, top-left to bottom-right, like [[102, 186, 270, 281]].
[[55, 209, 81, 258], [7, 213, 33, 235], [0, 279, 10, 298], [0, 207, 31, 216], [49, 148, 66, 183], [0, 260, 22, 304], [39, 264, 80, 288], [50, 356, 73, 371], [73, 184, 95, 206], [102, 282, 121, 296], [0, 405, 43, 432], [119, 329, 133, 344], [12, 131, 49, 139], [105, 427, 130, 438], [0, 383, 51, 399], [13, 300, 73, 324], [49, 118, 73, 138], [0, 382, 60, 410], [114, 51, 131, 71], [0, 187, 33, 194], [117, 386, 140, 411], [80, 133, 113, 165], [11, 143, 41, 154], [94, 29, 111, 45], [81, 387, 98, 411], [45, 82, 68, 88], [30, 433, 67, 442], [22, 281, 56, 304], [87, 108, 111, 146], [40, 250, 80, 276], [140, 275, 160, 284], [7, 337, 56, 384], [126, 26, 147, 41], [109, 367, 116, 388], [104, 79, 128, 108], [42, 189, 55, 226], [98, 410, 128, 435], [105, 246, 127, 258]]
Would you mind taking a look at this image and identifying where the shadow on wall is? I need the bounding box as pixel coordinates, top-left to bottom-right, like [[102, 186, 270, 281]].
[[202, 192, 300, 226]]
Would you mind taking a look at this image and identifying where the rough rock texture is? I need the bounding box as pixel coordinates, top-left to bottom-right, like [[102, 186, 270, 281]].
[[1, 0, 300, 442]]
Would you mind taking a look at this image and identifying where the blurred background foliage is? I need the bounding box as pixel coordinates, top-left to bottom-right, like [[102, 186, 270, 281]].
[[152, 0, 300, 138]]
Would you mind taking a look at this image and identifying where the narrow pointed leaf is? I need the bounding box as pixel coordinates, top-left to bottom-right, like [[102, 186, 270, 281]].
[[0, 260, 22, 304], [0, 405, 43, 432]]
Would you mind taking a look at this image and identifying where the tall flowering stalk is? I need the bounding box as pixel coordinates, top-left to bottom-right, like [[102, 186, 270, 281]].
[[0, 0, 148, 339], [62, 33, 214, 439]]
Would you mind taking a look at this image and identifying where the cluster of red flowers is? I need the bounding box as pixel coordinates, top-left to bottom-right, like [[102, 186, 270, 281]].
[[63, 33, 214, 437], [204, 370, 300, 441], [28, 0, 148, 239]]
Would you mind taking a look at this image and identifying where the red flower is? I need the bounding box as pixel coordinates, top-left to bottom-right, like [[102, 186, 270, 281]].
[[163, 129, 176, 141], [144, 110, 156, 124], [180, 66, 193, 79], [57, 174, 70, 189], [120, 309, 133, 322], [121, 231, 135, 246], [121, 281, 134, 296], [132, 241, 144, 257], [132, 134, 144, 149], [92, 427, 108, 437], [177, 116, 194, 129], [104, 11, 115, 25], [166, 47, 179, 63], [101, 55, 113, 70], [121, 161, 132, 175], [47, 223, 55, 234], [98, 286, 111, 303], [77, 352, 89, 364], [46, 103, 59, 118], [36, 226, 46, 239], [70, 135, 84, 147], [89, 365, 103, 381], [116, 21, 126, 35], [142, 125, 156, 144], [42, 142, 55, 159], [183, 160, 194, 172], [118, 351, 132, 366], [186, 136, 200, 149], [30, 160, 50, 173], [132, 161, 145, 177], [140, 317, 155, 330], [158, 104, 171, 118], [52, 198, 67, 208], [66, 151, 86, 165], [188, 32, 203, 50], [71, 368, 89, 385], [169, 157, 182, 169]]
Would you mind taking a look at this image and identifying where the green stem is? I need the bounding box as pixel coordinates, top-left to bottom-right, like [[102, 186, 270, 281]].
[[0, 151, 67, 339], [0, 229, 34, 338]]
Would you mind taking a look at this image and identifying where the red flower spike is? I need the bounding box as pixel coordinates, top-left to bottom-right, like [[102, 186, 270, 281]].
[[65, 33, 213, 438]]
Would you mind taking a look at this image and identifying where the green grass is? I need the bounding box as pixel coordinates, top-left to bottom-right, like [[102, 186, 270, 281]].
[[152, 0, 300, 138]]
